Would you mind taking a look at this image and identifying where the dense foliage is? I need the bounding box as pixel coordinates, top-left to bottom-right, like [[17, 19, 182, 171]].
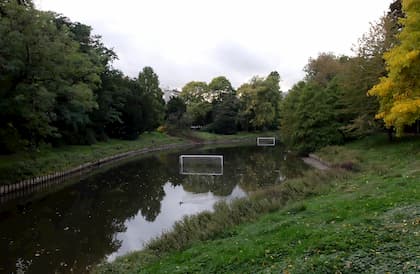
[[281, 80, 344, 154], [279, 0, 420, 154], [0, 0, 164, 153], [177, 72, 282, 135], [237, 72, 282, 131], [0, 0, 418, 156], [368, 0, 420, 135]]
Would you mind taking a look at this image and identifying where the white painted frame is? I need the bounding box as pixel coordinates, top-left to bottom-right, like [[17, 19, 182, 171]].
[[257, 137, 276, 146], [179, 155, 224, 176]]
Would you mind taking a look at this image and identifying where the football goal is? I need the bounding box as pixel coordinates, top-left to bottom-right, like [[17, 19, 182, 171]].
[[257, 137, 276, 146], [179, 155, 224, 176]]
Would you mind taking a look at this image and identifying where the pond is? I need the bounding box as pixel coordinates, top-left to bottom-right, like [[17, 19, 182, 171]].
[[0, 144, 308, 273]]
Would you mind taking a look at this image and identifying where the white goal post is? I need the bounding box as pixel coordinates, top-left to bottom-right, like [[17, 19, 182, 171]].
[[179, 155, 224, 176], [257, 137, 276, 146]]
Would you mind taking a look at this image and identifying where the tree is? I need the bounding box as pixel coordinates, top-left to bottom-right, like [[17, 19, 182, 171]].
[[208, 76, 235, 102], [332, 1, 404, 138], [180, 81, 212, 125], [209, 94, 240, 134], [92, 69, 128, 140], [280, 81, 344, 154], [304, 53, 345, 87], [0, 1, 101, 150], [237, 72, 282, 130], [166, 96, 186, 120], [368, 0, 420, 135], [180, 81, 209, 104], [0, 1, 170, 152], [51, 18, 104, 144], [265, 71, 283, 128], [110, 78, 144, 140], [334, 57, 381, 138], [165, 96, 189, 131], [137, 66, 165, 131], [0, 2, 56, 151]]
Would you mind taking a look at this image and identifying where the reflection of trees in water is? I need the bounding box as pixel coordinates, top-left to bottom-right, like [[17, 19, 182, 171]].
[[178, 145, 307, 195], [0, 145, 308, 273], [0, 155, 172, 273], [181, 175, 236, 196], [212, 146, 307, 192], [253, 150, 305, 188]]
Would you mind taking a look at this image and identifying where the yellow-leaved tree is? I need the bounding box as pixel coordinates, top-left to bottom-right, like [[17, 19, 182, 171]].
[[368, 0, 420, 135]]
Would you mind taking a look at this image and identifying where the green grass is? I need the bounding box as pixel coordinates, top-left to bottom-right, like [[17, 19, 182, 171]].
[[0, 132, 185, 185], [95, 134, 420, 273], [315, 145, 362, 168]]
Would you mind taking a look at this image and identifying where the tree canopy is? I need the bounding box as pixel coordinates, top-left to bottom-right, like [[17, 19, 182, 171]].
[[0, 1, 166, 152], [0, 0, 417, 156], [368, 0, 420, 135], [237, 72, 282, 130]]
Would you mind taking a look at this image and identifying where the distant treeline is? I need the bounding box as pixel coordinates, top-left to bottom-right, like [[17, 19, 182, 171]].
[[1, 0, 418, 155], [173, 0, 419, 154]]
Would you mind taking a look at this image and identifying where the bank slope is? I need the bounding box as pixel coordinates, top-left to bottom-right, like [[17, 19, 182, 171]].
[[96, 135, 420, 273]]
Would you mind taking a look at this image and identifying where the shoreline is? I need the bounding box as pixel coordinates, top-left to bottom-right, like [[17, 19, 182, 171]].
[[94, 135, 420, 273], [301, 154, 331, 170], [0, 136, 256, 197]]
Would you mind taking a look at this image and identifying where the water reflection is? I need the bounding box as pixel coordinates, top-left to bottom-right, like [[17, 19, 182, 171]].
[[106, 183, 246, 261], [179, 155, 224, 175], [0, 144, 308, 273]]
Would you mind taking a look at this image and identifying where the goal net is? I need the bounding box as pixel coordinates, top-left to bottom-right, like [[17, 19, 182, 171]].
[[179, 155, 224, 176], [257, 137, 276, 146]]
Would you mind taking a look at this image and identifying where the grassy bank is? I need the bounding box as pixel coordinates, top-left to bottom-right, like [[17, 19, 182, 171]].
[[0, 132, 186, 185], [0, 130, 276, 185], [96, 135, 420, 273]]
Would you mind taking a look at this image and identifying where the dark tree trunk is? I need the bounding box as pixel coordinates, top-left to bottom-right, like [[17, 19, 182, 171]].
[[387, 127, 394, 141]]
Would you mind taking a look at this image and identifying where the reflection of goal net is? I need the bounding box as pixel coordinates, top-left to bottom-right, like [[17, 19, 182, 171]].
[[257, 137, 276, 146], [179, 155, 224, 175]]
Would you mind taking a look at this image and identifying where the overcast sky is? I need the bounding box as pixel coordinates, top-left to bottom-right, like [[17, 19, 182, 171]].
[[34, 0, 392, 91]]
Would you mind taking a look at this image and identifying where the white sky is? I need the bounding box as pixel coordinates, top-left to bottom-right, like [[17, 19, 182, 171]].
[[34, 0, 392, 91]]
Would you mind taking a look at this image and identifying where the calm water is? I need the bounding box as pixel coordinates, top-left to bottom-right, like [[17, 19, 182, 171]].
[[0, 144, 308, 273]]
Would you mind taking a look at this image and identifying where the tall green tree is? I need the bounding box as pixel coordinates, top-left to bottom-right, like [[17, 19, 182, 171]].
[[210, 94, 240, 134], [138, 66, 165, 131], [265, 71, 283, 128], [208, 76, 235, 102], [53, 17, 117, 144], [109, 78, 144, 140], [304, 53, 345, 87], [334, 57, 381, 137], [280, 81, 344, 154], [92, 69, 128, 140], [180, 81, 212, 125], [0, 1, 100, 150], [180, 81, 209, 104], [0, 1, 169, 152], [237, 72, 282, 130], [165, 96, 189, 131], [338, 0, 404, 138]]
